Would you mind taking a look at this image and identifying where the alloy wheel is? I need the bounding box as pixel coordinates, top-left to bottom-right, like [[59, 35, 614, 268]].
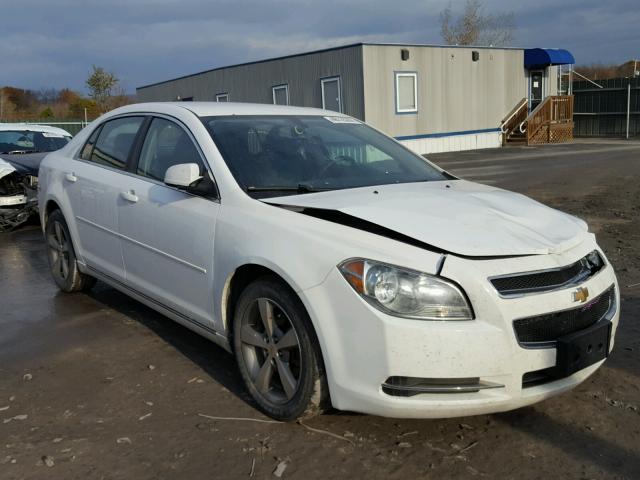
[[239, 298, 302, 404], [47, 221, 70, 281]]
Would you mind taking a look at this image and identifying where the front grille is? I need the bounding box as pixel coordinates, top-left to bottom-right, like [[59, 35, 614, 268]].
[[513, 285, 615, 346], [490, 251, 604, 297]]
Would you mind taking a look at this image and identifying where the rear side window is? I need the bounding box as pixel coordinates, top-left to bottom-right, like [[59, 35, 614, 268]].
[[79, 126, 101, 160], [136, 118, 205, 181], [90, 117, 144, 169]]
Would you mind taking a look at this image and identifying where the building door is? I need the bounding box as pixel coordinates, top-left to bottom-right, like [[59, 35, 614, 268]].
[[321, 77, 342, 112], [530, 70, 544, 111]]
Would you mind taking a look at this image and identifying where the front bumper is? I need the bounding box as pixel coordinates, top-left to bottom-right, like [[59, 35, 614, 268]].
[[0, 194, 27, 206], [301, 237, 619, 418]]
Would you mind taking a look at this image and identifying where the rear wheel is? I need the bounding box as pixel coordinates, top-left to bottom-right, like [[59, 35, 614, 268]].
[[45, 210, 96, 292], [233, 277, 329, 421]]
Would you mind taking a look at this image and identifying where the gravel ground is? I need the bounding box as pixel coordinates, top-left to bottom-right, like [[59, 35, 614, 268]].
[[1, 140, 639, 479]]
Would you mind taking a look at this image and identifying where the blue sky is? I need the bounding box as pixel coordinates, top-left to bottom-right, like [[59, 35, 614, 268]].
[[2, 0, 638, 93]]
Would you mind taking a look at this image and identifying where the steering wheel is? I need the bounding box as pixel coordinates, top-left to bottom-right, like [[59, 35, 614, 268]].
[[318, 155, 356, 176]]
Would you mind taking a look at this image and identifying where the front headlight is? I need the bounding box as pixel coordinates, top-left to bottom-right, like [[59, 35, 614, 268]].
[[339, 259, 473, 321]]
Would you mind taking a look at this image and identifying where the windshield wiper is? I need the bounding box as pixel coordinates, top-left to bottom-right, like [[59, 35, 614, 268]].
[[246, 183, 330, 194]]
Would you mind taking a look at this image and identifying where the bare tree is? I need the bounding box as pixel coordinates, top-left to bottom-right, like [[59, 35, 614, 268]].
[[107, 86, 133, 110], [440, 0, 515, 47], [576, 61, 639, 80], [37, 88, 59, 104]]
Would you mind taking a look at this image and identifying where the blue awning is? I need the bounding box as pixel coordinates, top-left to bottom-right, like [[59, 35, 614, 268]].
[[524, 48, 575, 69]]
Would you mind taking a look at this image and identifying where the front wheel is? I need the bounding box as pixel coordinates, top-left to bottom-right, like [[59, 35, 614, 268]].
[[233, 277, 329, 421], [45, 210, 96, 292]]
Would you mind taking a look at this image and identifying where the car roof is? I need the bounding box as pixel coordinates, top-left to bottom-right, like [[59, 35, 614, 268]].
[[0, 123, 72, 136], [111, 102, 349, 118]]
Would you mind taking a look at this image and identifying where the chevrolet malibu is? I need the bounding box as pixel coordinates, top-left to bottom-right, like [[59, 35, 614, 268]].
[[38, 103, 619, 421]]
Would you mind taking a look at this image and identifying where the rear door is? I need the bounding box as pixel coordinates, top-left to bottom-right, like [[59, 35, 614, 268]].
[[68, 116, 146, 281], [117, 116, 220, 327]]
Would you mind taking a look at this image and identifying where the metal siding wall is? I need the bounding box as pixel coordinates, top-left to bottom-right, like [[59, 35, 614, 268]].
[[400, 131, 502, 155], [136, 46, 364, 119], [361, 45, 526, 138], [573, 77, 640, 137]]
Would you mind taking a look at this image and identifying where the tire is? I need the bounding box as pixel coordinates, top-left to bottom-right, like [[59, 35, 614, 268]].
[[45, 210, 96, 293], [232, 276, 330, 421]]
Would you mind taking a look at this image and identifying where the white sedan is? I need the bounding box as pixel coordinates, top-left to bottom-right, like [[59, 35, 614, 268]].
[[38, 103, 619, 420], [0, 123, 71, 230]]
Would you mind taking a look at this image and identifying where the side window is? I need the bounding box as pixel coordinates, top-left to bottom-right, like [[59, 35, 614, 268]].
[[136, 118, 205, 182], [79, 126, 101, 160], [90, 117, 144, 169]]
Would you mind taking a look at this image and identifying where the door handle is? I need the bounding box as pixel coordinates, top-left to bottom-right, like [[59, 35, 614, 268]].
[[64, 172, 77, 183], [120, 190, 139, 203]]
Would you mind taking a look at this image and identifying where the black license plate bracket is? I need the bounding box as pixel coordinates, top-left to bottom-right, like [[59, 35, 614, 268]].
[[554, 320, 611, 377]]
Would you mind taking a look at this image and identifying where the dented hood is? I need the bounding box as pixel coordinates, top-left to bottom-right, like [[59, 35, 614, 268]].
[[0, 158, 17, 180], [262, 180, 589, 257], [0, 152, 46, 176]]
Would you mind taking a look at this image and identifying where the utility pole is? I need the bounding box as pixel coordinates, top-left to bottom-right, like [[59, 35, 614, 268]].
[[626, 78, 631, 140]]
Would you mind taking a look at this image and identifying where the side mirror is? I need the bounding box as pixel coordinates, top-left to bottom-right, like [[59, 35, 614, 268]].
[[164, 163, 202, 188]]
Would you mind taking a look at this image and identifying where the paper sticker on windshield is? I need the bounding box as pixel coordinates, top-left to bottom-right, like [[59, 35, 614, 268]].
[[323, 116, 361, 124], [41, 132, 66, 138]]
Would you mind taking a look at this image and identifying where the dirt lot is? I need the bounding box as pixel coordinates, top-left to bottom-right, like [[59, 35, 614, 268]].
[[1, 140, 639, 479]]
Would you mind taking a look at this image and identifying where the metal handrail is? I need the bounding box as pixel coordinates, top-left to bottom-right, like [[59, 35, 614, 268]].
[[500, 98, 528, 133]]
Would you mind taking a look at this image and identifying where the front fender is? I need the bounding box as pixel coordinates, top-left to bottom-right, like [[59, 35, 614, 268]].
[[211, 199, 442, 332]]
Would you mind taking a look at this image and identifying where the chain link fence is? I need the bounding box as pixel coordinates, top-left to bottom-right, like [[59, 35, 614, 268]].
[[0, 119, 91, 136]]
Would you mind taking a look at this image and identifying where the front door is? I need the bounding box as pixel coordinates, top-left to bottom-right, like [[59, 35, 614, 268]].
[[530, 70, 544, 111], [117, 117, 219, 327]]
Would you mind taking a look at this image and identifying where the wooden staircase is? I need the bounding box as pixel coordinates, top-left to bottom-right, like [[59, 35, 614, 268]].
[[501, 98, 528, 145], [501, 96, 574, 146]]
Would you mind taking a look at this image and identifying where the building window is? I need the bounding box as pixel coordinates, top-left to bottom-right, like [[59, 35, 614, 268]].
[[216, 93, 229, 102], [272, 84, 289, 105], [321, 77, 342, 112], [395, 72, 418, 114]]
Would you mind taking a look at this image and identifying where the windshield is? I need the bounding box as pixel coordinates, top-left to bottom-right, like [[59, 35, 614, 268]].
[[0, 130, 71, 154], [202, 115, 448, 196]]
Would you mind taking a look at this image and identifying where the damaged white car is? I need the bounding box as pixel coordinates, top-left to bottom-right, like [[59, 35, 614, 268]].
[[38, 103, 619, 420], [0, 124, 71, 231], [0, 158, 38, 231]]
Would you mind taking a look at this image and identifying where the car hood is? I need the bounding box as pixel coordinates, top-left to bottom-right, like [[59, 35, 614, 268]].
[[0, 152, 47, 176], [0, 158, 17, 180], [261, 180, 589, 257]]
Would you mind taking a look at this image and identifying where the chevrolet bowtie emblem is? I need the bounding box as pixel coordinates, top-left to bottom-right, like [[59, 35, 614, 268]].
[[572, 287, 590, 303]]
